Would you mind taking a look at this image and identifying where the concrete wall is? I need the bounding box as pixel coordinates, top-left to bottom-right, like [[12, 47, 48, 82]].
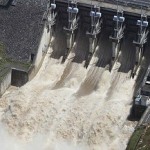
[[0, 24, 50, 95], [132, 104, 146, 120], [0, 70, 11, 96], [10, 24, 51, 87], [29, 25, 50, 80]]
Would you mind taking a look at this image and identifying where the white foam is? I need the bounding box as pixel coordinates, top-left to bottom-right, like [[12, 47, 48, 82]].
[[0, 46, 136, 150]]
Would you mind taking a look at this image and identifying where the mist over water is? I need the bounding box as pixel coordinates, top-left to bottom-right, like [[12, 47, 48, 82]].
[[0, 32, 138, 150]]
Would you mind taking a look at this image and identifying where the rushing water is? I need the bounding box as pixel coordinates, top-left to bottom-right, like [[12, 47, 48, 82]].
[[0, 31, 138, 150]]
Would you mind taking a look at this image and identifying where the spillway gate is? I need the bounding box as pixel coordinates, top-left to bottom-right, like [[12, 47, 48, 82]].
[[44, 0, 150, 78]]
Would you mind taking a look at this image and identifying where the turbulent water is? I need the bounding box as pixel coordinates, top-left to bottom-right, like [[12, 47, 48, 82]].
[[0, 31, 138, 150]]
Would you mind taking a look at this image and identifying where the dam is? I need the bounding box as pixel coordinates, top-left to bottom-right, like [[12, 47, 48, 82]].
[[0, 0, 149, 150]]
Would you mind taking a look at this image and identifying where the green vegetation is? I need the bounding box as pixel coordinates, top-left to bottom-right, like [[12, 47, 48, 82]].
[[137, 126, 150, 150], [0, 42, 31, 82], [127, 125, 145, 150], [127, 125, 150, 150], [0, 42, 10, 81]]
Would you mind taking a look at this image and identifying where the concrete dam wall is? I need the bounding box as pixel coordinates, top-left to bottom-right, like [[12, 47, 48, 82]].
[[0, 0, 149, 150]]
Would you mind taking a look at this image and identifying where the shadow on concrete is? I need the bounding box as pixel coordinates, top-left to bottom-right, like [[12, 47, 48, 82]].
[[95, 29, 112, 68], [50, 22, 67, 60], [72, 27, 89, 64], [118, 33, 136, 73], [128, 36, 150, 121]]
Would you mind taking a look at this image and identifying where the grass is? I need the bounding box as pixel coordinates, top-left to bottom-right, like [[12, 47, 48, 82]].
[[127, 125, 150, 150], [6, 58, 31, 70], [126, 125, 146, 150], [137, 126, 150, 150]]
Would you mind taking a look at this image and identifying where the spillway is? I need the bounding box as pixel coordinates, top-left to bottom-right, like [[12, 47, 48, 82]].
[[0, 30, 135, 150], [0, 41, 134, 150], [0, 0, 150, 150]]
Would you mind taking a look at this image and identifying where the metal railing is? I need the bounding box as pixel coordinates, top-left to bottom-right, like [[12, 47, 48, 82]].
[[100, 0, 150, 9]]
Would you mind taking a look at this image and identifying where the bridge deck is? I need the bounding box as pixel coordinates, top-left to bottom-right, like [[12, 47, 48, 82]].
[[55, 0, 150, 16], [104, 0, 150, 8]]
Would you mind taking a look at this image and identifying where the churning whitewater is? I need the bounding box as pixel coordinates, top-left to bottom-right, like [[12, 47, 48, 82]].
[[0, 33, 136, 150]]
